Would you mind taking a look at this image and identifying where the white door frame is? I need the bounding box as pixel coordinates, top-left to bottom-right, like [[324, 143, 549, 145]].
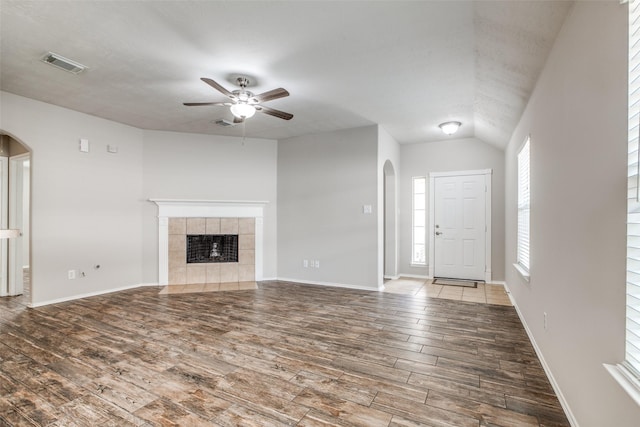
[[9, 153, 29, 296], [0, 157, 8, 296], [428, 169, 492, 283]]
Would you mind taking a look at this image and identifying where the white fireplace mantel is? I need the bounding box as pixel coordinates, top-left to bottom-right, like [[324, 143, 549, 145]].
[[150, 199, 267, 285]]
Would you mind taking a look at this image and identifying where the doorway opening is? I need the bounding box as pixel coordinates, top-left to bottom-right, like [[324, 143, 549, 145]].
[[0, 134, 31, 301], [383, 160, 398, 280]]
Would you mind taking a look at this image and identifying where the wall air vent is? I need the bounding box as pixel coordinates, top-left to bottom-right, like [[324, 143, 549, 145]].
[[41, 52, 87, 74]]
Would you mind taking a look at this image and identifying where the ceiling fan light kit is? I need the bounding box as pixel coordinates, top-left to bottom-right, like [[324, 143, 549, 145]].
[[230, 103, 256, 119], [439, 121, 462, 135], [184, 76, 293, 122]]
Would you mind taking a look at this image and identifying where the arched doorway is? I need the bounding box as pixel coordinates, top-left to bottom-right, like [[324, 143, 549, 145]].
[[0, 133, 31, 301], [383, 160, 397, 279]]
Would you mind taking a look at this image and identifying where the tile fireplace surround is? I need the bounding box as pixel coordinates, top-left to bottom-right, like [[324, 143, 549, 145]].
[[150, 200, 266, 286]]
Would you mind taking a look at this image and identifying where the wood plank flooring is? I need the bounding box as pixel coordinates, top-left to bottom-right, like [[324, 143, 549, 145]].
[[0, 281, 570, 426]]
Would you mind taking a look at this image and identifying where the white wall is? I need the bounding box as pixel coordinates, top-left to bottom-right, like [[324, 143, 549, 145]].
[[277, 125, 379, 289], [504, 2, 639, 426], [141, 130, 278, 282], [399, 137, 505, 281], [0, 91, 145, 305], [0, 92, 279, 304]]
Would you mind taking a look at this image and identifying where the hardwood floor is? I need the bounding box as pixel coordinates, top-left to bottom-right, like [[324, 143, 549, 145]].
[[0, 281, 570, 426]]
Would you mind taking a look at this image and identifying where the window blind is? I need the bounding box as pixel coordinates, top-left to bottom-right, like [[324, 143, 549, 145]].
[[627, 0, 640, 379], [412, 177, 426, 265], [517, 137, 531, 272]]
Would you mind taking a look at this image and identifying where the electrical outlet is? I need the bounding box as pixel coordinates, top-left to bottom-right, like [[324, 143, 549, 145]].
[[544, 312, 548, 330], [68, 270, 76, 280]]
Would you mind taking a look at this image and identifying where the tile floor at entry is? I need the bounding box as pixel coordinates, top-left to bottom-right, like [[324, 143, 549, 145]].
[[383, 277, 513, 306]]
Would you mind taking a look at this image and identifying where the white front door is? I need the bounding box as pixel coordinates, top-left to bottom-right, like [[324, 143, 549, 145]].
[[433, 173, 487, 280]]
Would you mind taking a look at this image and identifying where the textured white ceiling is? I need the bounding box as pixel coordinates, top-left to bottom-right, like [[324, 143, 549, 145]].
[[0, 1, 573, 148]]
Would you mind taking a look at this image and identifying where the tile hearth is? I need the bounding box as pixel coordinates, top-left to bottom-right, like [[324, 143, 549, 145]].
[[159, 281, 258, 294]]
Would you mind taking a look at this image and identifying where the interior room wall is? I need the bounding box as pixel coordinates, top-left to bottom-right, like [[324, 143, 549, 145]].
[[504, 2, 639, 426], [277, 125, 379, 289], [141, 130, 278, 283], [399, 137, 505, 281], [0, 91, 145, 305]]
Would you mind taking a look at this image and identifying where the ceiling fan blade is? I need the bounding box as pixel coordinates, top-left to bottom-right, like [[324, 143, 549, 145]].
[[183, 102, 228, 106], [233, 116, 245, 124], [252, 88, 290, 103], [201, 77, 235, 98], [257, 105, 294, 120]]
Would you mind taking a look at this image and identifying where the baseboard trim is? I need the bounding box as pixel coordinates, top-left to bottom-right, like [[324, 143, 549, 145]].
[[396, 273, 431, 280], [29, 282, 160, 308], [274, 277, 378, 292], [504, 282, 579, 427], [384, 275, 400, 280]]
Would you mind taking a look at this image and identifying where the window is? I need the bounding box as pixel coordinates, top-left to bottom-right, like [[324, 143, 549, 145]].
[[605, 0, 640, 405], [516, 137, 531, 274], [412, 177, 426, 265], [626, 0, 640, 383]]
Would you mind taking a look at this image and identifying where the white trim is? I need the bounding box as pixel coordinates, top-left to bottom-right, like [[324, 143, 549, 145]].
[[410, 263, 428, 268], [428, 168, 492, 178], [428, 169, 492, 282], [487, 280, 507, 286], [605, 363, 640, 406], [384, 275, 400, 280], [149, 199, 268, 218], [396, 273, 431, 280], [8, 153, 29, 297], [506, 283, 579, 427], [150, 199, 267, 285], [604, 363, 640, 407], [411, 176, 427, 266], [0, 157, 7, 297], [513, 263, 530, 282], [276, 277, 379, 292], [29, 282, 159, 308]]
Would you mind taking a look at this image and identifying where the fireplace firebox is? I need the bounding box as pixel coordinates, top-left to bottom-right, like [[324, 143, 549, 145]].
[[186, 234, 238, 263]]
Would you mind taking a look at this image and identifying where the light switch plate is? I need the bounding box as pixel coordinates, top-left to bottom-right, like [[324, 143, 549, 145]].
[[79, 138, 89, 153]]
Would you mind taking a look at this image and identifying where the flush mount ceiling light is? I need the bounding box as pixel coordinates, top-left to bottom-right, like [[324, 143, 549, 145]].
[[40, 52, 87, 74], [439, 121, 462, 135]]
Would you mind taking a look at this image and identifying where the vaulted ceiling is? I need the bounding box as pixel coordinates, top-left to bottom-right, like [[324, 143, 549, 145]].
[[0, 1, 573, 148]]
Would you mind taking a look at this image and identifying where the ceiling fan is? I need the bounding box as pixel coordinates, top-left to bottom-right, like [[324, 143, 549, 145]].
[[184, 77, 293, 123]]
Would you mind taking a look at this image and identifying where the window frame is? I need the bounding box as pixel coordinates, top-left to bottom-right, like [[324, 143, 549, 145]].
[[411, 176, 426, 266], [515, 136, 531, 280], [605, 0, 640, 406]]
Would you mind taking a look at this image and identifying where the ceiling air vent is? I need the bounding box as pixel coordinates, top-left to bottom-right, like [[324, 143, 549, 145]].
[[41, 52, 87, 74], [213, 119, 236, 127]]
